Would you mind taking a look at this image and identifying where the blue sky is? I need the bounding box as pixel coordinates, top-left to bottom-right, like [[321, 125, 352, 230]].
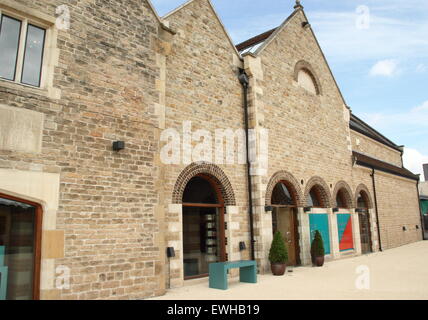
[[151, 0, 428, 180]]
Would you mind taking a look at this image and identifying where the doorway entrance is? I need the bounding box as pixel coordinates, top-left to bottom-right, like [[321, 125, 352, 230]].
[[0, 193, 42, 300], [357, 192, 372, 254], [271, 181, 300, 266], [182, 175, 226, 280]]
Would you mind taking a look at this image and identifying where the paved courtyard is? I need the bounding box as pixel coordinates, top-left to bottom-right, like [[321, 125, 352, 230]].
[[151, 241, 428, 300]]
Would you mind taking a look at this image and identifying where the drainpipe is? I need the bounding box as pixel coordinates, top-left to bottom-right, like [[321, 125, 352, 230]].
[[238, 69, 256, 261], [416, 180, 426, 240], [370, 168, 383, 251]]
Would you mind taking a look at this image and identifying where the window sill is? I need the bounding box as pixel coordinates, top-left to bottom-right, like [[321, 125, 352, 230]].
[[0, 78, 60, 99]]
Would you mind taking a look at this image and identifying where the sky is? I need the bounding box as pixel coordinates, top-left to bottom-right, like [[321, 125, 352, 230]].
[[151, 0, 428, 180]]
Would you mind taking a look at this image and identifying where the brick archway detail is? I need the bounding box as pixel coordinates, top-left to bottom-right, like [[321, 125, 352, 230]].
[[332, 181, 355, 208], [172, 162, 236, 206], [355, 184, 374, 209], [265, 171, 304, 207], [304, 176, 332, 208]]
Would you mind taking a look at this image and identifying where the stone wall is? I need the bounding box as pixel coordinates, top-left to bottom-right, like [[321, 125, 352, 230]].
[[246, 9, 356, 270], [162, 0, 251, 287], [374, 171, 422, 249], [351, 130, 403, 167], [0, 0, 168, 300]]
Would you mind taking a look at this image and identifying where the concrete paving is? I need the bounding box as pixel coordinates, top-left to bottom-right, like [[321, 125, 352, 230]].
[[151, 241, 428, 300]]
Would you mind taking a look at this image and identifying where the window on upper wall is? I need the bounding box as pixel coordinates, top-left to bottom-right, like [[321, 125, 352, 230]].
[[297, 69, 317, 95], [0, 12, 47, 87]]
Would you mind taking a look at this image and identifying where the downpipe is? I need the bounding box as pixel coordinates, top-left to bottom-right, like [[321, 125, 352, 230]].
[[238, 69, 256, 261], [371, 168, 383, 251]]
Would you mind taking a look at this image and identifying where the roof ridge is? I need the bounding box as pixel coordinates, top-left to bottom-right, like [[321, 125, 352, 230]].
[[236, 28, 277, 52]]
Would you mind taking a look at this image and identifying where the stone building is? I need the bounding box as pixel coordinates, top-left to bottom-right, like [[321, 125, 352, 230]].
[[0, 0, 423, 300]]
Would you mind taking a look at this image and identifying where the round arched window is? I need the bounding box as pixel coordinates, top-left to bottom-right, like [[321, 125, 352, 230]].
[[297, 69, 318, 95]]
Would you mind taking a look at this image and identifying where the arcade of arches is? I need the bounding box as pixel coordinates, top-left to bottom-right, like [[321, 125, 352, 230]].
[[174, 166, 381, 279]]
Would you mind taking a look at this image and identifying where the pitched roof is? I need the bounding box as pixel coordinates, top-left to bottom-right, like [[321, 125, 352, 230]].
[[353, 151, 419, 181], [350, 114, 402, 152], [236, 28, 277, 55]]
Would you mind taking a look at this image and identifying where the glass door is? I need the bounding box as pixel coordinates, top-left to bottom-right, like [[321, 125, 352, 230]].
[[359, 211, 372, 254], [0, 195, 41, 300], [183, 207, 224, 279]]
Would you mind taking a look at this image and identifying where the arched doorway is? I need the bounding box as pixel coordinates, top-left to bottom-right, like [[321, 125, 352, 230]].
[[271, 181, 300, 266], [305, 178, 332, 256], [0, 193, 42, 300], [357, 191, 372, 254], [182, 174, 226, 279]]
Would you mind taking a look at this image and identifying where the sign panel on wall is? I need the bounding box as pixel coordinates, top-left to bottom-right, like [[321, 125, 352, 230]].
[[337, 214, 354, 252], [309, 214, 331, 255]]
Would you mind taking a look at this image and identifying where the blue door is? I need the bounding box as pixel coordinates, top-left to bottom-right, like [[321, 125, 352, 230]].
[[309, 214, 331, 255]]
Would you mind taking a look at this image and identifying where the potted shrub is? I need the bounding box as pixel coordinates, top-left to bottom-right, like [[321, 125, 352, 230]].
[[311, 230, 325, 267], [269, 231, 288, 276]]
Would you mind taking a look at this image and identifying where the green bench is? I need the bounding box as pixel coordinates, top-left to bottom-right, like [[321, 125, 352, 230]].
[[209, 260, 257, 290], [0, 246, 7, 300]]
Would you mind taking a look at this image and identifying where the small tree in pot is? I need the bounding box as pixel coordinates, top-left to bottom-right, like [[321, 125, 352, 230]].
[[269, 231, 288, 276], [311, 230, 325, 267]]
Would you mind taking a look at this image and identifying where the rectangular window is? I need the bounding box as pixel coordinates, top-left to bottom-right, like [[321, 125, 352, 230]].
[[0, 13, 46, 87], [21, 24, 46, 87]]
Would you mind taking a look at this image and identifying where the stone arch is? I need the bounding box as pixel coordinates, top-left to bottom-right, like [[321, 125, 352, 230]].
[[172, 162, 236, 206], [265, 171, 304, 207], [332, 181, 355, 209], [355, 184, 374, 209], [304, 176, 332, 208], [294, 60, 322, 95]]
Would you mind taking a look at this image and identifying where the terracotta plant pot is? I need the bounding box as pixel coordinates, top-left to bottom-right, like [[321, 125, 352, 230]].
[[271, 263, 286, 276], [314, 256, 324, 267]]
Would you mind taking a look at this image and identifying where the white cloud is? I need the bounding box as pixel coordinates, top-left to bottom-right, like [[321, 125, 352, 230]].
[[369, 59, 399, 77], [308, 7, 428, 64], [403, 148, 428, 181]]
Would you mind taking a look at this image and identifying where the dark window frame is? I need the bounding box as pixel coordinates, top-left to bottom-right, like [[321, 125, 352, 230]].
[[20, 23, 46, 87], [0, 12, 47, 88], [0, 14, 22, 82]]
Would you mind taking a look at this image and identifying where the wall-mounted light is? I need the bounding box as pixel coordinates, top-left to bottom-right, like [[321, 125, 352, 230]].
[[166, 247, 175, 258], [113, 141, 125, 152], [304, 207, 312, 213], [239, 242, 247, 251], [265, 206, 273, 213], [333, 208, 339, 213]]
